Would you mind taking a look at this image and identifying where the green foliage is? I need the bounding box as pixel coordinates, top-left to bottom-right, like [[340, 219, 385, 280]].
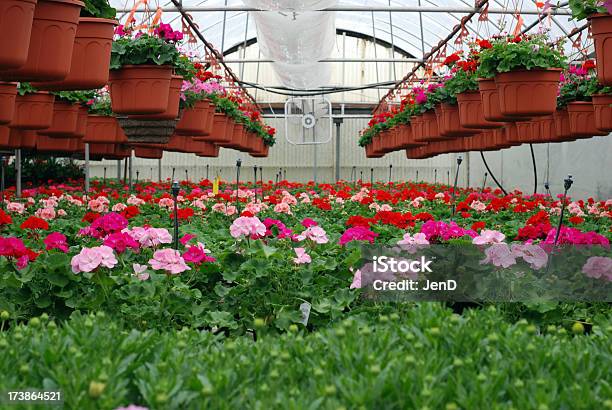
[[444, 69, 479, 98], [110, 35, 184, 72], [0, 305, 610, 409], [477, 35, 566, 79], [16, 82, 37, 96], [81, 0, 117, 19], [52, 90, 97, 105], [568, 0, 608, 20]]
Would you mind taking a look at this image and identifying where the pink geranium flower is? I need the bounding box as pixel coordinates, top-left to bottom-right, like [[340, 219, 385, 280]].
[[480, 243, 517, 268], [229, 216, 266, 239], [126, 227, 172, 248], [103, 232, 140, 254], [397, 232, 429, 253], [582, 256, 612, 281], [293, 247, 311, 264], [296, 226, 329, 244], [339, 226, 378, 246], [71, 245, 118, 274], [511, 243, 548, 270], [349, 268, 362, 289], [148, 249, 190, 274], [182, 242, 215, 265], [44, 232, 69, 253], [472, 230, 506, 245]]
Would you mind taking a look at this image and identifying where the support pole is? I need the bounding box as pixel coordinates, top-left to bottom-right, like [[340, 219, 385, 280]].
[[171, 181, 180, 250], [158, 157, 162, 182], [128, 151, 133, 191], [15, 149, 21, 198], [0, 156, 5, 208], [84, 143, 90, 193], [334, 117, 343, 182], [116, 159, 121, 180], [388, 164, 392, 184]]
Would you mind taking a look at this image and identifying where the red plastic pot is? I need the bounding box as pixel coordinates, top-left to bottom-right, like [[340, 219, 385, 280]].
[[537, 115, 556, 143], [590, 13, 612, 86], [9, 91, 55, 129], [0, 82, 17, 125], [108, 65, 173, 115], [83, 115, 118, 143], [176, 99, 214, 135], [249, 144, 268, 158], [591, 94, 612, 132], [456, 91, 503, 129], [0, 0, 37, 71], [130, 75, 183, 120], [38, 101, 79, 137], [415, 111, 439, 142], [73, 106, 88, 138], [1, 128, 37, 149], [567, 101, 608, 139], [194, 112, 228, 143], [552, 108, 573, 142], [495, 69, 561, 117], [196, 141, 220, 158], [435, 103, 474, 137], [1, 0, 84, 82], [36, 134, 77, 154], [134, 146, 163, 159], [33, 17, 117, 90], [365, 142, 384, 158]]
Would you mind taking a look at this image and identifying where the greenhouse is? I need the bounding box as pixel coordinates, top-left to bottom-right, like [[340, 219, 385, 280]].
[[0, 0, 610, 409]]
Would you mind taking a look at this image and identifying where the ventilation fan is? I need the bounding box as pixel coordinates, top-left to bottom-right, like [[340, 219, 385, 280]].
[[284, 96, 333, 145]]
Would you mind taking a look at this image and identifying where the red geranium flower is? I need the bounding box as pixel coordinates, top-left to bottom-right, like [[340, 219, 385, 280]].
[[471, 221, 486, 232], [569, 216, 584, 225], [20, 216, 49, 230], [443, 52, 461, 66], [0, 210, 12, 225]]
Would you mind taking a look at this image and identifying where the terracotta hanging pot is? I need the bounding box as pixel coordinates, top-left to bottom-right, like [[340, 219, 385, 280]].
[[591, 94, 612, 132], [552, 108, 574, 142], [73, 106, 88, 138], [435, 103, 474, 137], [456, 91, 503, 129], [365, 142, 383, 158], [130, 75, 183, 120], [590, 14, 612, 86], [1, 0, 84, 82], [537, 115, 556, 143], [495, 69, 561, 117], [194, 112, 229, 143], [410, 115, 423, 140], [32, 17, 117, 90], [478, 78, 529, 123], [176, 99, 214, 135], [9, 91, 55, 129], [378, 129, 392, 153], [36, 134, 76, 154], [504, 123, 521, 145], [108, 65, 174, 115], [415, 111, 439, 142], [83, 115, 118, 143], [514, 120, 540, 144], [197, 141, 220, 158], [4, 128, 37, 150], [0, 0, 37, 71], [38, 101, 79, 137], [249, 144, 268, 158], [0, 82, 17, 125], [567, 101, 609, 139], [0, 126, 9, 147], [396, 124, 416, 149], [134, 146, 163, 159]]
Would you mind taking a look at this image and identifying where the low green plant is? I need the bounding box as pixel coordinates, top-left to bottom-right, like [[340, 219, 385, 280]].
[[81, 0, 116, 19], [568, 0, 609, 21]]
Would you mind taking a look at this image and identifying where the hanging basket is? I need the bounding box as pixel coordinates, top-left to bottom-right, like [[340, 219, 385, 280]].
[[134, 146, 163, 159], [0, 0, 37, 71], [108, 65, 173, 115], [249, 144, 268, 158], [552, 108, 573, 142], [536, 115, 556, 143], [33, 17, 117, 90], [194, 112, 229, 143], [410, 116, 424, 141], [456, 91, 503, 129], [365, 142, 383, 158], [0, 82, 17, 125], [129, 75, 183, 120], [415, 111, 439, 142], [73, 106, 87, 138], [591, 94, 612, 132], [478, 78, 527, 122], [38, 101, 79, 137], [514, 120, 540, 144], [1, 0, 84, 82], [9, 91, 55, 129], [495, 69, 561, 117], [116, 117, 178, 144], [2, 128, 37, 150], [36, 134, 77, 154], [176, 99, 214, 135], [590, 14, 612, 86], [435, 103, 474, 137], [567, 101, 608, 139], [83, 115, 119, 143]]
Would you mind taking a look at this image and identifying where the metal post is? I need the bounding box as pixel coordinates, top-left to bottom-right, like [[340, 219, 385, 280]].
[[103, 167, 107, 184], [185, 169, 188, 182], [235, 159, 242, 213], [253, 165, 257, 192], [434, 168, 437, 184], [259, 166, 263, 201], [84, 143, 90, 193], [171, 181, 180, 250], [158, 158, 162, 182], [15, 149, 21, 198], [172, 167, 176, 181], [481, 172, 488, 191], [451, 156, 463, 218], [136, 170, 139, 184], [370, 168, 374, 187], [554, 175, 574, 246], [334, 117, 343, 182], [116, 159, 121, 180], [416, 170, 419, 181], [0, 156, 5, 208], [206, 164, 209, 180], [388, 164, 392, 184], [150, 167, 153, 181], [128, 151, 133, 191]]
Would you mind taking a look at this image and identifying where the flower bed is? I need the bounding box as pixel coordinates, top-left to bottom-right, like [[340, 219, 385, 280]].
[[0, 178, 610, 408]]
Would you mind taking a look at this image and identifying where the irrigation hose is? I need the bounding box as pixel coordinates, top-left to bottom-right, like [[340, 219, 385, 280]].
[[530, 144, 537, 196], [479, 151, 508, 196]]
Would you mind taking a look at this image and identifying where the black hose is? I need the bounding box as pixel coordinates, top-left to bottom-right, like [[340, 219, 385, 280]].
[[530, 144, 537, 195], [480, 151, 508, 196]]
